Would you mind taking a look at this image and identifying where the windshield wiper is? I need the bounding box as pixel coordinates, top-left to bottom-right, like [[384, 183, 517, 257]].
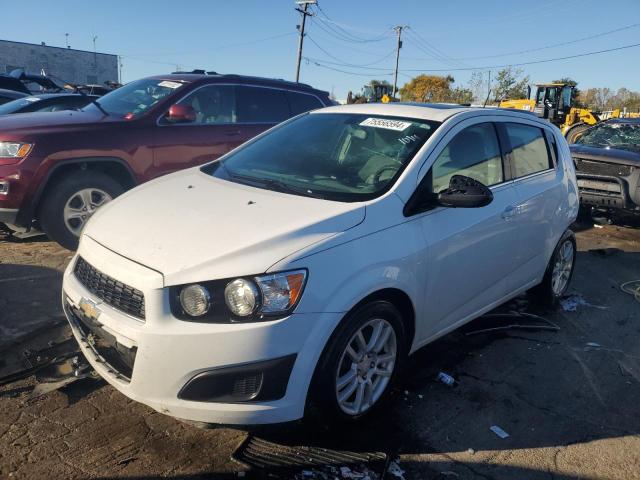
[[81, 92, 108, 116], [219, 163, 324, 199]]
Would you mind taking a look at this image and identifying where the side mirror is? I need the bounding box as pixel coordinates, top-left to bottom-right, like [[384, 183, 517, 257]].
[[437, 175, 493, 208], [166, 104, 196, 123]]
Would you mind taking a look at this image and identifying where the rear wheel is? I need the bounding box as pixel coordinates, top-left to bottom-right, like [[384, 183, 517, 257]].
[[39, 171, 124, 250], [530, 230, 576, 307], [311, 301, 407, 423], [565, 122, 591, 143]]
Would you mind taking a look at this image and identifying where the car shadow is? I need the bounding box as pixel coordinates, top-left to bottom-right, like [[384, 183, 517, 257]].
[[239, 250, 640, 477]]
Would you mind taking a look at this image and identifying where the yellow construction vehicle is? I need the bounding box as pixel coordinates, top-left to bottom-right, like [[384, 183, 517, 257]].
[[499, 83, 618, 142], [347, 82, 394, 104]]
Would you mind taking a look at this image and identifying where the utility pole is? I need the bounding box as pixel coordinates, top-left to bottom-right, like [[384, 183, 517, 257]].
[[294, 0, 315, 82], [392, 26, 407, 98], [92, 35, 98, 67]]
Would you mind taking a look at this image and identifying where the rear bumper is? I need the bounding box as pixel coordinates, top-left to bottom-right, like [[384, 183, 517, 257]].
[[577, 173, 639, 212]]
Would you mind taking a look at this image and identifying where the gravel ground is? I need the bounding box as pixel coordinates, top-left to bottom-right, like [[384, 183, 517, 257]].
[[0, 221, 639, 479]]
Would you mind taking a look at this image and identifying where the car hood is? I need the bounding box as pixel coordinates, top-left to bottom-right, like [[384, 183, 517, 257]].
[[0, 107, 120, 132], [83, 169, 366, 286], [570, 144, 640, 165]]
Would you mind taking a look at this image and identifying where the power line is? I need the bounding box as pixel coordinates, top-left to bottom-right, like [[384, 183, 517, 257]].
[[306, 35, 395, 67], [400, 41, 640, 72], [305, 41, 640, 74], [315, 4, 391, 43], [404, 29, 468, 68], [123, 32, 296, 58], [415, 22, 640, 62], [304, 58, 393, 77]]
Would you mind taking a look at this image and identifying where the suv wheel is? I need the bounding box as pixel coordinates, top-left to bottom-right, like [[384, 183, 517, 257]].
[[531, 230, 576, 307], [39, 171, 124, 250], [311, 301, 406, 423]]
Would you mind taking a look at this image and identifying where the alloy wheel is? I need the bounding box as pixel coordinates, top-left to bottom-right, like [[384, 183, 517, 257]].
[[335, 318, 397, 416], [63, 188, 112, 236], [551, 240, 574, 296]]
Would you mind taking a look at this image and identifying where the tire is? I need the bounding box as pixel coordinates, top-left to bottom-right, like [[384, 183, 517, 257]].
[[565, 122, 591, 144], [530, 230, 577, 307], [310, 300, 407, 423], [38, 171, 124, 250]]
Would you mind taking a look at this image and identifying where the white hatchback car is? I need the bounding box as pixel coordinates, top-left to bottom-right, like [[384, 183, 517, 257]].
[[62, 103, 579, 425]]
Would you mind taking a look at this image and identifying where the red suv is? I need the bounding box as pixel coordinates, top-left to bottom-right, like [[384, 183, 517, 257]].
[[0, 73, 333, 249]]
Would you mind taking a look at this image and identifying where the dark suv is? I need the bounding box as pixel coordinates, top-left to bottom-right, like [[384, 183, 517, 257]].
[[570, 118, 640, 217], [0, 73, 333, 249]]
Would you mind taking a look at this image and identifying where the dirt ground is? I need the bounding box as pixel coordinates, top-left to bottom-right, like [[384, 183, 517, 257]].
[[0, 221, 639, 480]]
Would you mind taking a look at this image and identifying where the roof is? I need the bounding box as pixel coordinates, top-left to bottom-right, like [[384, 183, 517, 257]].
[[607, 117, 640, 124], [314, 102, 537, 123], [147, 73, 327, 94]]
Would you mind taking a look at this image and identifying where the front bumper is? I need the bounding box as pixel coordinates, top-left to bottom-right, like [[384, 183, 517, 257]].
[[62, 237, 341, 425], [577, 173, 640, 213]]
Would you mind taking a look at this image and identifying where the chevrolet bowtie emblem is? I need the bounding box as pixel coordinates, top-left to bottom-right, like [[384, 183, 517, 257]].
[[79, 297, 101, 322]]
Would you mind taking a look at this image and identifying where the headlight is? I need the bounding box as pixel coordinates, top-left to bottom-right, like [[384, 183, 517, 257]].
[[179, 284, 211, 317], [255, 270, 306, 314], [224, 279, 260, 317], [0, 142, 33, 159], [171, 269, 308, 322]]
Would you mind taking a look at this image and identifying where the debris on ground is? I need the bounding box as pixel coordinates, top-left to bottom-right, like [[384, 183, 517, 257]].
[[586, 342, 602, 348], [466, 448, 475, 455], [233, 436, 386, 479], [0, 337, 80, 387], [560, 295, 607, 312], [489, 425, 510, 439], [466, 311, 560, 336], [387, 459, 405, 480], [436, 371, 456, 387], [28, 355, 98, 400], [620, 280, 640, 303]]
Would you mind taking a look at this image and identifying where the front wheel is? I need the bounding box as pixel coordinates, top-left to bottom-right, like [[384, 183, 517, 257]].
[[39, 171, 124, 250], [311, 301, 407, 423], [530, 230, 576, 307]]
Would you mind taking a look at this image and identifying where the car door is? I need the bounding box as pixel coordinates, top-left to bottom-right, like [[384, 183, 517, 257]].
[[151, 84, 240, 178], [409, 120, 521, 342], [500, 121, 563, 288]]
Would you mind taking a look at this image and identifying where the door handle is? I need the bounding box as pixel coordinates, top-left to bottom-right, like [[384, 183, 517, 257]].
[[224, 130, 241, 137], [501, 205, 517, 219]]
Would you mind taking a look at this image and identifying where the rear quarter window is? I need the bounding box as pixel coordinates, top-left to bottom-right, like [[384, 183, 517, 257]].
[[505, 123, 553, 178], [286, 91, 324, 115], [236, 86, 290, 123]]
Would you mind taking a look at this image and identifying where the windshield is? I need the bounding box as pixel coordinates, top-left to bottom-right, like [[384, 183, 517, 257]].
[[83, 78, 187, 117], [0, 96, 41, 114], [203, 113, 440, 202], [575, 122, 640, 153]]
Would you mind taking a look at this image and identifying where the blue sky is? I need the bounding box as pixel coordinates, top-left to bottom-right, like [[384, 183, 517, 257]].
[[4, 0, 640, 100]]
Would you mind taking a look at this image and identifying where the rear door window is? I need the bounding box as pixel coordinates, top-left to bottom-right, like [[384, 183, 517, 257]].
[[431, 122, 504, 193], [505, 123, 552, 178], [236, 86, 290, 123], [286, 91, 323, 115]]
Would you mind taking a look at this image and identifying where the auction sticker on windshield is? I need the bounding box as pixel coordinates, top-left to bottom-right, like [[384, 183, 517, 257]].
[[360, 118, 412, 131], [158, 80, 183, 89]]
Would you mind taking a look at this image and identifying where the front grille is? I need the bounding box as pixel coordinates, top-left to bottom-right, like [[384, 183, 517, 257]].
[[74, 256, 145, 320], [574, 158, 633, 177]]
